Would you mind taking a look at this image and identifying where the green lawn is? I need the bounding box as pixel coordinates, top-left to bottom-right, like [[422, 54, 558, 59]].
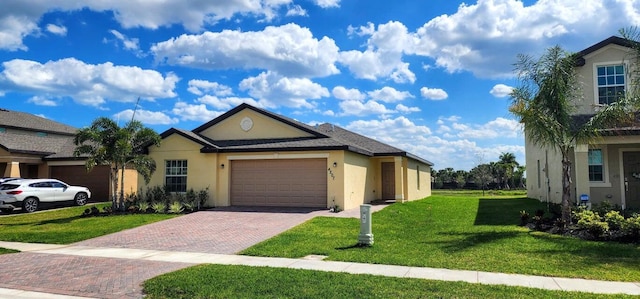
[[0, 203, 176, 244], [241, 194, 640, 282], [143, 264, 632, 299]]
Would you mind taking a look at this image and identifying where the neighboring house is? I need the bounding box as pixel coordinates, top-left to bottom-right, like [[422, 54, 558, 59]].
[[0, 108, 136, 201], [143, 103, 433, 210], [526, 36, 640, 210]]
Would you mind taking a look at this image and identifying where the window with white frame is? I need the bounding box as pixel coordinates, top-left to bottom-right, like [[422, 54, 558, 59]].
[[165, 160, 187, 192], [588, 149, 604, 182], [597, 64, 625, 105]]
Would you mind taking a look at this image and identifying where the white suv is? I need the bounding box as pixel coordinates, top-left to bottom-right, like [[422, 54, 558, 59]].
[[0, 179, 91, 213]]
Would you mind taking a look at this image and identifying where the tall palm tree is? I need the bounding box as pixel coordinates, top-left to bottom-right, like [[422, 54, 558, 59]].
[[498, 152, 519, 189], [73, 117, 161, 211], [510, 45, 634, 224]]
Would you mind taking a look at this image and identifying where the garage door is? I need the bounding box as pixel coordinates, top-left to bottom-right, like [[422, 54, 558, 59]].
[[50, 165, 110, 202], [230, 158, 327, 207]]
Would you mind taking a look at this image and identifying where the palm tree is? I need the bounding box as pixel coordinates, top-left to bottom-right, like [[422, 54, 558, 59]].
[[497, 152, 519, 189], [510, 45, 634, 224], [73, 117, 161, 211]]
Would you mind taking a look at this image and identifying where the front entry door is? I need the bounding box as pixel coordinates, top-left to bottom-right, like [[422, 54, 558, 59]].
[[381, 162, 395, 200], [623, 152, 640, 210]]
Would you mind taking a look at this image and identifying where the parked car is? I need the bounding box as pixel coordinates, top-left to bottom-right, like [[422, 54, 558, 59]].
[[0, 179, 91, 213], [0, 177, 21, 184]]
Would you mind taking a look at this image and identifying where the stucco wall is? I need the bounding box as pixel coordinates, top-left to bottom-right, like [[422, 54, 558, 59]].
[[342, 151, 375, 210], [142, 133, 218, 206], [575, 44, 636, 115], [405, 159, 432, 201], [199, 109, 315, 140], [525, 134, 565, 204]]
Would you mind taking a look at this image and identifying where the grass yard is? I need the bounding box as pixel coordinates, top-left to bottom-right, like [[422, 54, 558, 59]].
[[143, 264, 633, 299], [241, 194, 640, 282], [0, 203, 176, 244]]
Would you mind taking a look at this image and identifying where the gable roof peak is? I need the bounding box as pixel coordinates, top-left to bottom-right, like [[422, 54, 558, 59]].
[[191, 103, 328, 138], [576, 35, 636, 66]]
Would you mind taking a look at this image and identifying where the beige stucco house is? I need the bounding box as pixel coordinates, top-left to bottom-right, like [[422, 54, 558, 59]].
[[526, 36, 640, 210], [143, 103, 433, 210], [0, 108, 137, 200]]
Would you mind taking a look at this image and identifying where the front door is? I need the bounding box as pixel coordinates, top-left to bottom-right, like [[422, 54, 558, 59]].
[[381, 162, 395, 200], [623, 152, 640, 210]]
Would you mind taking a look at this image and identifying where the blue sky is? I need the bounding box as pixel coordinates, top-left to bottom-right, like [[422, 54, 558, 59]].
[[0, 0, 637, 171]]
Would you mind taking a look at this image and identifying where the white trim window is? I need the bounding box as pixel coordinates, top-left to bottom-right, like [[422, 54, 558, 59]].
[[588, 149, 604, 182], [165, 160, 187, 192], [596, 64, 625, 105]]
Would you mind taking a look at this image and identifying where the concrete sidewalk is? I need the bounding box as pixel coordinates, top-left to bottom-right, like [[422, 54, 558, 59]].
[[1, 241, 639, 298]]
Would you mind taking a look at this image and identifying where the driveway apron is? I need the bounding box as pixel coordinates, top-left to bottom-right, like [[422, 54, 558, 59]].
[[0, 206, 336, 298]]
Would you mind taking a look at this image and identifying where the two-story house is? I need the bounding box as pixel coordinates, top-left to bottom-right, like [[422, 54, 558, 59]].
[[525, 36, 640, 210], [0, 108, 135, 201]]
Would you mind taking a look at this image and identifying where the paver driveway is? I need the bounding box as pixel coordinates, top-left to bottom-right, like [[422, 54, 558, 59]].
[[0, 206, 352, 298]]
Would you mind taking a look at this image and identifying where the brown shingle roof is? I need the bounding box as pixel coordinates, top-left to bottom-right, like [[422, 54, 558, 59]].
[[0, 132, 71, 156], [160, 104, 433, 165], [0, 108, 78, 135]]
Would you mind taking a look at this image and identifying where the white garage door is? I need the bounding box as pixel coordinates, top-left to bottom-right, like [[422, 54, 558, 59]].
[[230, 158, 327, 207]]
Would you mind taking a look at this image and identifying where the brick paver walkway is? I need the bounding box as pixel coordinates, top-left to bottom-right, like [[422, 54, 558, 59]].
[[1, 206, 379, 298], [0, 252, 192, 298]]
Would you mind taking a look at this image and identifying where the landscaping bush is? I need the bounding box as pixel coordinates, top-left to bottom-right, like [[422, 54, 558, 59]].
[[604, 210, 625, 231], [574, 210, 609, 238], [522, 205, 639, 243], [80, 185, 210, 216]]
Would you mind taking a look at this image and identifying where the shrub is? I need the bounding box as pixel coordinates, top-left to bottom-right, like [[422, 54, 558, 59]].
[[137, 201, 150, 213], [574, 210, 609, 238], [604, 210, 625, 231], [168, 201, 184, 214], [592, 200, 621, 216], [197, 188, 210, 209], [623, 214, 640, 239], [519, 210, 530, 226], [152, 202, 166, 213]]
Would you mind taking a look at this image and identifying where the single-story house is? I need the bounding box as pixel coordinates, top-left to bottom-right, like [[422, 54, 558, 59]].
[[143, 103, 433, 210], [525, 36, 640, 210], [0, 108, 136, 200]]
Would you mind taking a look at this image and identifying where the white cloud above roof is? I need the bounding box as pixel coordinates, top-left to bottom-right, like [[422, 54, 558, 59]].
[[239, 71, 330, 108], [0, 58, 179, 106], [151, 23, 340, 78]]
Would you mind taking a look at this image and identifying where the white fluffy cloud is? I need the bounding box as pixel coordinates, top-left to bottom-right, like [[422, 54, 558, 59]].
[[187, 80, 233, 97], [395, 103, 420, 113], [411, 0, 640, 77], [313, 0, 340, 8], [346, 116, 524, 170], [490, 84, 514, 98], [152, 23, 340, 78], [332, 86, 365, 101], [113, 109, 179, 125], [108, 30, 142, 56], [171, 102, 223, 122], [27, 96, 57, 106], [340, 21, 416, 83], [46, 24, 67, 36], [0, 58, 179, 106], [339, 100, 394, 116], [441, 116, 521, 139], [0, 0, 341, 51], [197, 95, 261, 110], [368, 86, 413, 103], [239, 71, 329, 108], [420, 87, 448, 100]]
